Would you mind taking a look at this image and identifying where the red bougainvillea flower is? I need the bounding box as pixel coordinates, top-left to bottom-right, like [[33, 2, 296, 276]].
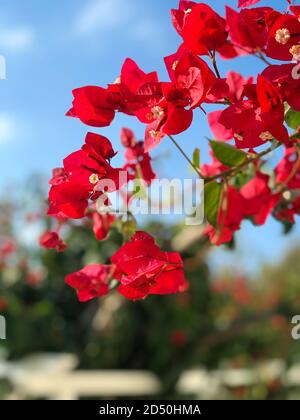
[[208, 110, 232, 141], [256, 75, 289, 142], [240, 172, 280, 225], [39, 231, 68, 252], [290, 6, 300, 22], [67, 58, 162, 129], [201, 149, 229, 177], [48, 181, 90, 219], [266, 12, 300, 61], [49, 168, 68, 186], [274, 148, 300, 224], [67, 86, 117, 127], [119, 58, 163, 114], [171, 1, 197, 36], [181, 3, 228, 55], [204, 186, 245, 246], [63, 132, 121, 192], [164, 49, 217, 108], [111, 231, 189, 300], [238, 0, 261, 8], [91, 211, 115, 241], [208, 71, 253, 142], [226, 6, 272, 53], [66, 264, 112, 302], [143, 93, 193, 152], [219, 75, 288, 149], [121, 127, 156, 185], [48, 132, 126, 220], [141, 50, 220, 151], [275, 147, 300, 190], [262, 64, 300, 112], [226, 71, 254, 104], [0, 239, 16, 256]]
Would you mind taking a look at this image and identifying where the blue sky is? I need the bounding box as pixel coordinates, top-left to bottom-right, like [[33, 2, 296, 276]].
[[0, 0, 299, 274]]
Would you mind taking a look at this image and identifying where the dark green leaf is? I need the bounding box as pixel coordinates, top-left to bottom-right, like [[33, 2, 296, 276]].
[[204, 181, 223, 227], [210, 140, 247, 167], [285, 108, 300, 130], [193, 148, 200, 169]]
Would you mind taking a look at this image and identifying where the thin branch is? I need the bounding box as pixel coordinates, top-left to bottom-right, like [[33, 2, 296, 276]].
[[231, 42, 272, 65], [256, 50, 272, 66], [205, 143, 282, 183], [168, 135, 203, 178], [169, 130, 300, 184], [209, 49, 222, 79]]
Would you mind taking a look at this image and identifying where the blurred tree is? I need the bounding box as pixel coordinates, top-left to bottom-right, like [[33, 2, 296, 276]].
[[1, 188, 300, 399]]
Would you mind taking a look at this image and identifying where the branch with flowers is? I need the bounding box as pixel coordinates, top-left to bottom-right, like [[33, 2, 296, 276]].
[[42, 0, 300, 302]]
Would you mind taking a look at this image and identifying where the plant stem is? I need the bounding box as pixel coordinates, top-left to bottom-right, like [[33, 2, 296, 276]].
[[205, 143, 281, 183], [169, 131, 300, 184], [231, 43, 272, 65], [209, 50, 221, 79], [168, 135, 203, 178]]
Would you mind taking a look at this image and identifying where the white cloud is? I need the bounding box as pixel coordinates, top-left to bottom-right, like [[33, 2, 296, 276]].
[[0, 26, 34, 51], [74, 0, 132, 36], [0, 114, 15, 144]]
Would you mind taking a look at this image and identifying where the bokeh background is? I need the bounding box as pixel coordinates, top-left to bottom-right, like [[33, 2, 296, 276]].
[[1, 0, 300, 400]]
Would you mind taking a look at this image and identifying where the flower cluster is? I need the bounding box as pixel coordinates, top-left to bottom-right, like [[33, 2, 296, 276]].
[[66, 232, 188, 302], [44, 0, 300, 301]]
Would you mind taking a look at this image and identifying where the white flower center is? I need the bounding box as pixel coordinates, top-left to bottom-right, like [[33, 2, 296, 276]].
[[151, 106, 165, 119], [275, 28, 291, 45], [149, 130, 162, 139], [290, 45, 300, 61], [89, 173, 100, 184], [259, 131, 273, 142]]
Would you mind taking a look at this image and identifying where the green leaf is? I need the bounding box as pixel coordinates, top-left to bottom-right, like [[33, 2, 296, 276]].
[[210, 140, 247, 167], [204, 181, 223, 227], [193, 148, 200, 168], [122, 218, 137, 242], [132, 178, 148, 200], [285, 108, 300, 130]]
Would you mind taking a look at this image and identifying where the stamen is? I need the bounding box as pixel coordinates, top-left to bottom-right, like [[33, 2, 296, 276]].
[[89, 173, 100, 184], [259, 131, 273, 142], [151, 106, 164, 119], [290, 45, 300, 61], [149, 130, 162, 139], [275, 28, 290, 45]]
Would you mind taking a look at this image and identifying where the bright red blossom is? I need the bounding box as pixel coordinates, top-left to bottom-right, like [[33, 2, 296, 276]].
[[44, 0, 300, 298], [65, 264, 111, 302], [238, 0, 261, 8], [181, 3, 228, 55], [266, 13, 300, 61], [91, 211, 116, 241], [122, 128, 156, 185], [112, 232, 189, 300], [219, 75, 288, 149], [39, 231, 68, 252]]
